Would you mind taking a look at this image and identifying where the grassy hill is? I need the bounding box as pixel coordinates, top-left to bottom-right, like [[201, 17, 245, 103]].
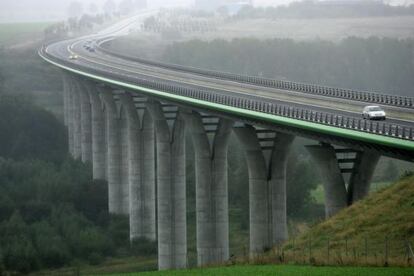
[[282, 174, 414, 266]]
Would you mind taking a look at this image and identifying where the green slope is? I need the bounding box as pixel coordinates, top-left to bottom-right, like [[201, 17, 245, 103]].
[[283, 174, 414, 265]]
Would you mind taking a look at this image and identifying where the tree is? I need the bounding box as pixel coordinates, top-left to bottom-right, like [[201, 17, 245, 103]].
[[119, 0, 135, 15], [67, 1, 84, 18], [382, 160, 399, 182], [88, 3, 98, 14], [103, 0, 117, 15], [0, 95, 67, 163], [134, 0, 147, 10], [287, 157, 322, 219]]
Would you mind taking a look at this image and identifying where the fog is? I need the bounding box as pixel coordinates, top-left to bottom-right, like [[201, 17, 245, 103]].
[[0, 0, 190, 22], [1, 0, 413, 23]]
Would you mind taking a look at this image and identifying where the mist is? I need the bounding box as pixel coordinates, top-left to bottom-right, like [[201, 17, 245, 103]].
[[1, 0, 413, 23], [0, 0, 192, 23]]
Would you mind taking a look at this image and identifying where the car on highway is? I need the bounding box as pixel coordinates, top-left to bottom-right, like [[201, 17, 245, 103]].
[[68, 54, 78, 60], [362, 105, 386, 120]]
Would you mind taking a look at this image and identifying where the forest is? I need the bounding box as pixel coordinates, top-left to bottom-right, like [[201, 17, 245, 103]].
[[162, 37, 414, 96], [234, 1, 414, 19]]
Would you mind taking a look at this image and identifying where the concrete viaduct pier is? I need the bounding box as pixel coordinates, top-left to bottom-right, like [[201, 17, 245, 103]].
[[62, 74, 388, 270], [307, 144, 380, 217]]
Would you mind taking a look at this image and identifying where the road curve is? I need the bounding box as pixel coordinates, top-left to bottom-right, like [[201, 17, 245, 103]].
[[39, 12, 414, 160]]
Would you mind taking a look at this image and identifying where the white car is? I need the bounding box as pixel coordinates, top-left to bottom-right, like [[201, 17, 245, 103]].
[[362, 105, 386, 120], [69, 54, 78, 60]]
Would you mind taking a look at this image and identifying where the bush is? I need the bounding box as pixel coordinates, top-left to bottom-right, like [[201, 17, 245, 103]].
[[130, 237, 158, 256], [0, 95, 67, 164]]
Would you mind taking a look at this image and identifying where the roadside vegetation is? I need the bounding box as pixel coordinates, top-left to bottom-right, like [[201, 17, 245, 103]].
[[106, 265, 414, 276]]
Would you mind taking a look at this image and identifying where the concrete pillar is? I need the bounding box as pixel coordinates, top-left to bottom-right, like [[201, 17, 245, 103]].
[[66, 77, 75, 157], [182, 111, 233, 266], [100, 88, 129, 215], [72, 82, 82, 159], [348, 151, 380, 204], [120, 94, 156, 241], [87, 83, 107, 180], [146, 100, 187, 270], [269, 133, 294, 245], [62, 74, 70, 127], [234, 125, 294, 255], [306, 144, 348, 218], [119, 105, 130, 215], [78, 81, 92, 163]]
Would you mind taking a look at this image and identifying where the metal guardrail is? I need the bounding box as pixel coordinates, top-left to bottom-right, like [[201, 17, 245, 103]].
[[96, 39, 414, 109], [40, 49, 414, 142]]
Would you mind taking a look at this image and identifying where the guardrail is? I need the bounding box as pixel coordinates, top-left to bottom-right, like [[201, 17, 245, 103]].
[[40, 48, 414, 143], [96, 39, 414, 109]]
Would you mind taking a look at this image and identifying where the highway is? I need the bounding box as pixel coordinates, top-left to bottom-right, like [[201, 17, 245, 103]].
[[39, 12, 414, 159]]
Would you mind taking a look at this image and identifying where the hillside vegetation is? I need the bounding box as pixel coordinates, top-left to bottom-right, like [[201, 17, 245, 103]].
[[282, 174, 414, 266]]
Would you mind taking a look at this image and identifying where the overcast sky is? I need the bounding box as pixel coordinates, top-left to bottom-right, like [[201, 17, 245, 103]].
[[0, 0, 413, 23]]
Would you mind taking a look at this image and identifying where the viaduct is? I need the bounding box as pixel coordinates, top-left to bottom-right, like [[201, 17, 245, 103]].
[[39, 14, 414, 270]]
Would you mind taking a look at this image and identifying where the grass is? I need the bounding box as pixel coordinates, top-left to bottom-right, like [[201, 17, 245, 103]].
[[0, 22, 51, 46], [98, 264, 414, 276], [282, 175, 414, 266], [30, 257, 157, 276], [311, 182, 393, 204]]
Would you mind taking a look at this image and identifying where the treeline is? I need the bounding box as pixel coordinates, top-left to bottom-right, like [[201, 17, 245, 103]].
[[162, 37, 414, 96], [45, 13, 113, 41], [0, 47, 61, 96], [0, 97, 156, 274], [235, 2, 414, 19]]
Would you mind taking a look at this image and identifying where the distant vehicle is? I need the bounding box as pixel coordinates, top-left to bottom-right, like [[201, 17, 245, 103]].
[[362, 105, 386, 120], [69, 54, 78, 60]]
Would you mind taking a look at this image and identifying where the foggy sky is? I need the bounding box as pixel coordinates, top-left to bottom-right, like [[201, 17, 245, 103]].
[[0, 0, 413, 23]]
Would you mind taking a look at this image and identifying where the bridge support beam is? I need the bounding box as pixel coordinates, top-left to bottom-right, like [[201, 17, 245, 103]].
[[66, 76, 75, 157], [87, 83, 107, 180], [72, 82, 82, 159], [348, 151, 380, 204], [306, 144, 348, 218], [234, 125, 294, 255], [306, 144, 380, 217], [79, 81, 92, 163], [120, 93, 156, 241], [62, 74, 70, 127], [147, 100, 187, 270], [100, 88, 129, 215], [183, 111, 233, 266]]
